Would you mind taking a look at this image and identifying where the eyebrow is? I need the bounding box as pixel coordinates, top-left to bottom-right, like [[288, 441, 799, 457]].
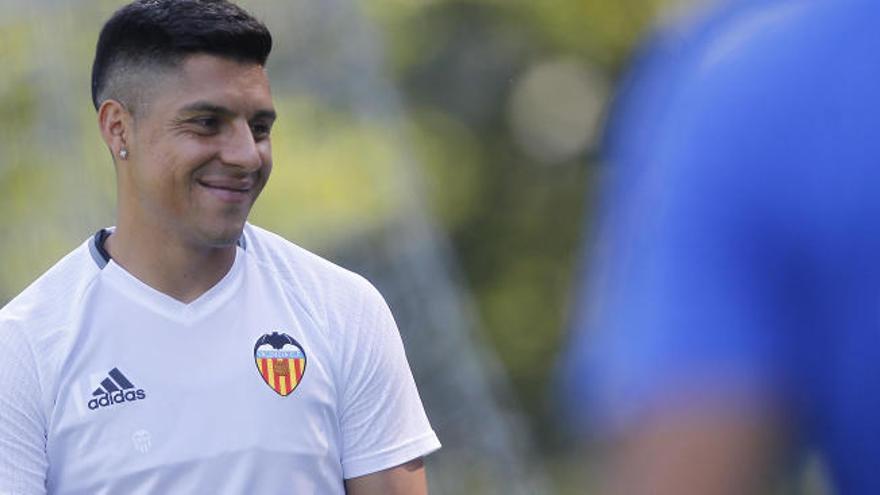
[[178, 101, 277, 121]]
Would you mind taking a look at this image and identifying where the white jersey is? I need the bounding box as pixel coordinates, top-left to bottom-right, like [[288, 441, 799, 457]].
[[0, 224, 440, 495]]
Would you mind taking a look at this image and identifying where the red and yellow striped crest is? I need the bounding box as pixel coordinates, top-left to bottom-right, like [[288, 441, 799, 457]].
[[254, 332, 307, 397]]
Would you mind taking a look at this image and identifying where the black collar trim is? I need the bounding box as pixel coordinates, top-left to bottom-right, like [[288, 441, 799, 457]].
[[88, 228, 246, 269]]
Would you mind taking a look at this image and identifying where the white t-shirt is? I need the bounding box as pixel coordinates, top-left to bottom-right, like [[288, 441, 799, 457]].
[[0, 224, 440, 495]]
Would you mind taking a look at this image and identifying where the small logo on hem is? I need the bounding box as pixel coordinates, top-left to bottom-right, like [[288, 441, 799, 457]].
[[132, 429, 152, 453]]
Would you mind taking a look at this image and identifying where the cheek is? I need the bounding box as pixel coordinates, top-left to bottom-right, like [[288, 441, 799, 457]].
[[157, 138, 212, 174], [258, 139, 272, 159], [137, 142, 210, 201], [259, 143, 273, 177], [143, 149, 186, 193]]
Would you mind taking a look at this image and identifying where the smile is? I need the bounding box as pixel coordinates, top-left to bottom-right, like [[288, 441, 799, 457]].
[[196, 179, 254, 202]]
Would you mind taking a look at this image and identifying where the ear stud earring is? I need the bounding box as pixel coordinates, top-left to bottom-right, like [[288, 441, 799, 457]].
[[119, 148, 129, 160]]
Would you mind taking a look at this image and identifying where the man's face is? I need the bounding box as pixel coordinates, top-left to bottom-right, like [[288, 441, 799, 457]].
[[121, 54, 275, 248]]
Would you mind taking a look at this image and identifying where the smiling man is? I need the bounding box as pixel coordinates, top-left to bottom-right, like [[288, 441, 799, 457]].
[[0, 1, 439, 494]]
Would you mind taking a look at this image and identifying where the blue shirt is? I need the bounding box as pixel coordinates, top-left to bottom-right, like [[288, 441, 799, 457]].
[[561, 1, 880, 492]]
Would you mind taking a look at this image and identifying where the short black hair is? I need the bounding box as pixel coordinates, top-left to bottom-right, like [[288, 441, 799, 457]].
[[91, 0, 272, 112]]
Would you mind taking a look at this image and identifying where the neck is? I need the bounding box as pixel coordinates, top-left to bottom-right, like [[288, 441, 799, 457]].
[[105, 223, 238, 304]]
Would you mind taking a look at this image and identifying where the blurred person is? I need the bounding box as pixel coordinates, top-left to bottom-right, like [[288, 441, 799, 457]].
[[560, 0, 880, 493], [0, 1, 439, 494]]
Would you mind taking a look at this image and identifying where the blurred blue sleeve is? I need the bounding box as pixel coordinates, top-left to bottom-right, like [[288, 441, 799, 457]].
[[559, 0, 880, 438]]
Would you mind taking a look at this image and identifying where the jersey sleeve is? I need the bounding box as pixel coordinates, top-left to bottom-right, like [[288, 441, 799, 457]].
[[337, 281, 440, 479], [0, 320, 48, 495]]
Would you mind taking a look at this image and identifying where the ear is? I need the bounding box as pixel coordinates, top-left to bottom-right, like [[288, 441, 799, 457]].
[[97, 99, 133, 162]]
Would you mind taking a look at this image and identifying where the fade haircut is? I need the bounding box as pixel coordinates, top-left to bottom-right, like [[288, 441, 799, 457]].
[[91, 0, 272, 115]]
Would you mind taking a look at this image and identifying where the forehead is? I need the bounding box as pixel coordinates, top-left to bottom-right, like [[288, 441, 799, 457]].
[[148, 54, 273, 116]]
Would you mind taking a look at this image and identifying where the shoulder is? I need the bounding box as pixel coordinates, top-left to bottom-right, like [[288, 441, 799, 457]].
[[1, 238, 102, 335], [623, 0, 875, 116], [240, 223, 385, 317], [658, 0, 876, 113], [0, 237, 101, 409], [664, 0, 865, 74], [605, 0, 880, 207], [242, 223, 374, 289]]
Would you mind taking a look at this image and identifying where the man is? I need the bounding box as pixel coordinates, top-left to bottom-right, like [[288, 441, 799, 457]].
[[561, 0, 880, 493], [0, 1, 440, 494]]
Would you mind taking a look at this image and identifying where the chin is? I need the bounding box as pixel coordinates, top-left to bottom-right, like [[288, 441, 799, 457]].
[[196, 221, 247, 248]]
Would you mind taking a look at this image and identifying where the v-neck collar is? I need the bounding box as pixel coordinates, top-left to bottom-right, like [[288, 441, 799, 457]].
[[91, 228, 247, 325]]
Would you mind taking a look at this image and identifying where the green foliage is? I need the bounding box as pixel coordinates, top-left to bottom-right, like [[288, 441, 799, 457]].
[[366, 0, 666, 440], [406, 108, 486, 230], [251, 96, 403, 248]]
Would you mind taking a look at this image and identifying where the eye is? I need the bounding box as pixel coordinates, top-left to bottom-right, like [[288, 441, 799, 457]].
[[250, 121, 273, 140], [191, 116, 220, 132]]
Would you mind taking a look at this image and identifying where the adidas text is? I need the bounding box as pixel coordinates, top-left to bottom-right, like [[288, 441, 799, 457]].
[[88, 389, 146, 410]]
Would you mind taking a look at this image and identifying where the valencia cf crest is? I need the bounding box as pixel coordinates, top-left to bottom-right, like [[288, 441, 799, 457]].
[[254, 332, 307, 396]]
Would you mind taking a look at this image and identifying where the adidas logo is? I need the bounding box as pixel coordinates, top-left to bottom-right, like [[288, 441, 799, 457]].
[[87, 368, 147, 411]]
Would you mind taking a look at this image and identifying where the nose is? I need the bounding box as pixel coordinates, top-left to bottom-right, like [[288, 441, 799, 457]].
[[220, 120, 264, 172]]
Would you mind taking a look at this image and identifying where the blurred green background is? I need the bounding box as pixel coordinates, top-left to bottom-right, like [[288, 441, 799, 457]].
[[0, 0, 700, 492]]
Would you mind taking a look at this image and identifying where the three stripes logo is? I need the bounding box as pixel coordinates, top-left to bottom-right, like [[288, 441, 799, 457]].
[[254, 332, 307, 396], [87, 368, 146, 411]]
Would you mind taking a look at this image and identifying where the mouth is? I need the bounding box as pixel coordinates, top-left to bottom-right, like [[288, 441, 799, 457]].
[[196, 178, 255, 203]]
